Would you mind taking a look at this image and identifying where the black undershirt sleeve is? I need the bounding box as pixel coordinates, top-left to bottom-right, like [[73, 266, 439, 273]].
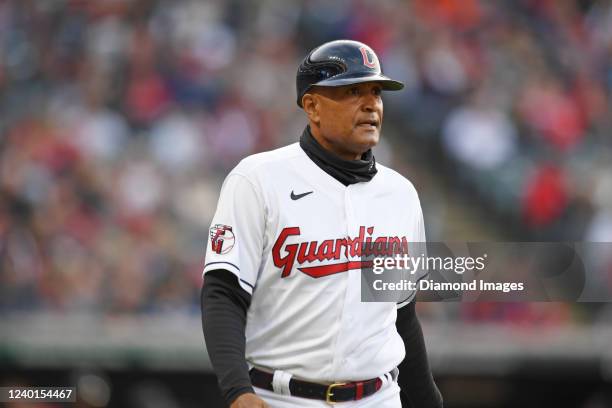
[[201, 269, 254, 406], [396, 301, 444, 408]]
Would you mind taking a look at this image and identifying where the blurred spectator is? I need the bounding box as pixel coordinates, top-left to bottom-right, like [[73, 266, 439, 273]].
[[522, 164, 568, 228], [442, 98, 517, 170], [517, 77, 586, 151]]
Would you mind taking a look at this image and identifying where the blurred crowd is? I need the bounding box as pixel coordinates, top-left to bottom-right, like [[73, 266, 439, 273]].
[[1, 0, 611, 319]]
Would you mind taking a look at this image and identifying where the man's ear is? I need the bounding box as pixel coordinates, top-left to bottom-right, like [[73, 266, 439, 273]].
[[302, 93, 320, 124]]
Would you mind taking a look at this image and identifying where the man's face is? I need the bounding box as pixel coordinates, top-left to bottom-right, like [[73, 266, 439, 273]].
[[305, 82, 383, 160]]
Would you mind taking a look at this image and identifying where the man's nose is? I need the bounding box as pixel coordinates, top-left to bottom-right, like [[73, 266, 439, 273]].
[[361, 93, 380, 112]]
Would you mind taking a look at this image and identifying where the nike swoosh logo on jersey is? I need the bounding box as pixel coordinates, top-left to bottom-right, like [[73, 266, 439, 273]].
[[290, 190, 313, 200]]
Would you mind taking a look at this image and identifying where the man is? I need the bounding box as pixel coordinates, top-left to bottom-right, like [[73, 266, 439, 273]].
[[201, 40, 443, 408]]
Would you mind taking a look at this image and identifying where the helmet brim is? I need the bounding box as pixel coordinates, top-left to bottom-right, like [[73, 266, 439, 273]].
[[298, 74, 404, 107], [315, 74, 404, 90]]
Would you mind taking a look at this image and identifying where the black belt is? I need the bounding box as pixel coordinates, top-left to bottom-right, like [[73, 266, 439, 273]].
[[249, 368, 384, 404]]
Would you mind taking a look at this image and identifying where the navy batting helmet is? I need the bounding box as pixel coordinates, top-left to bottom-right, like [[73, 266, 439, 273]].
[[296, 40, 404, 108]]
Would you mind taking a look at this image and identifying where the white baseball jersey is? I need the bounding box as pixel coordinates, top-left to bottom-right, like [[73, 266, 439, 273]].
[[203, 142, 426, 383]]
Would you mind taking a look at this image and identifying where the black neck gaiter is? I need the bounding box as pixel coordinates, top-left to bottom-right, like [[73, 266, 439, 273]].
[[299, 126, 377, 186]]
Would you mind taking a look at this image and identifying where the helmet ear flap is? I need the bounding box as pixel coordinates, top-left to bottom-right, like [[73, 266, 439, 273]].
[[309, 60, 347, 80], [296, 60, 346, 107]]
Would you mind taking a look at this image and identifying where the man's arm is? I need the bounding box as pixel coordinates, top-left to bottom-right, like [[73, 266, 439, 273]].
[[396, 301, 443, 408], [201, 269, 267, 407]]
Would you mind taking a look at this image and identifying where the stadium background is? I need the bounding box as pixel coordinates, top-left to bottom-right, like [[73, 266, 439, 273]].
[[1, 0, 612, 407]]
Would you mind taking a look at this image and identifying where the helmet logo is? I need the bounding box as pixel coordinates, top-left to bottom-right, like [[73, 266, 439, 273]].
[[359, 46, 377, 68]]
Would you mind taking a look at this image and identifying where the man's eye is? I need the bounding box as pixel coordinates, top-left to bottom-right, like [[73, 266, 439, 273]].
[[373, 88, 382, 96], [349, 87, 359, 96]]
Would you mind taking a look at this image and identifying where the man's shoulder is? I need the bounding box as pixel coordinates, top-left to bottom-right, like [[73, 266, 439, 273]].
[[230, 143, 302, 177], [375, 163, 420, 198]]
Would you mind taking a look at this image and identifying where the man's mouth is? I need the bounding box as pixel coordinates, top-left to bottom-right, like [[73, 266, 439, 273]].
[[356, 119, 379, 129]]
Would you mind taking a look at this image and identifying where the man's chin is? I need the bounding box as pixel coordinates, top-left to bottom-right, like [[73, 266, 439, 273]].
[[352, 128, 380, 149]]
